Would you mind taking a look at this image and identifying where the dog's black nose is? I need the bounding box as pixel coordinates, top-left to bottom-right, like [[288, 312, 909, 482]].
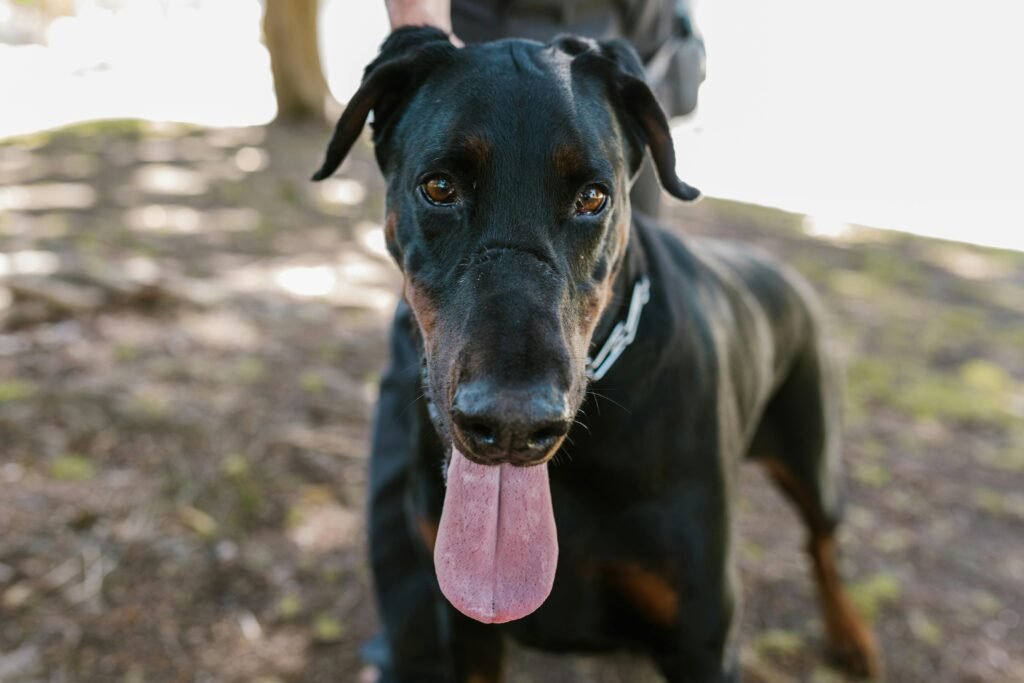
[[451, 381, 572, 465]]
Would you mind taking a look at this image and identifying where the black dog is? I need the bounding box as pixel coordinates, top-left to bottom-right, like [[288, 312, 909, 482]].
[[314, 27, 879, 683]]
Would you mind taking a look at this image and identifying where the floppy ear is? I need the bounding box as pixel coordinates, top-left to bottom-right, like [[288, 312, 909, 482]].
[[587, 39, 701, 202], [311, 26, 455, 181]]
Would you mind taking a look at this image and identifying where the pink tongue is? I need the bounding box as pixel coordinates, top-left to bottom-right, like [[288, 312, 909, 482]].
[[434, 448, 558, 624]]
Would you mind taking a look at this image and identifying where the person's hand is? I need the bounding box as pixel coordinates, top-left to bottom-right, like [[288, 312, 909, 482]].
[[384, 0, 463, 46]]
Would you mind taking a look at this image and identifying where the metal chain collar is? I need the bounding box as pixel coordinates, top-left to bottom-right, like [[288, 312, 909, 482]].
[[586, 277, 651, 381]]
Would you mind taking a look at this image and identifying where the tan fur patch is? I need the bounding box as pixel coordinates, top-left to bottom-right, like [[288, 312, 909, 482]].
[[580, 278, 613, 343], [761, 458, 825, 531], [404, 280, 438, 342], [384, 210, 401, 261], [416, 517, 438, 553], [462, 134, 491, 167], [553, 144, 585, 177], [808, 534, 881, 677], [605, 562, 679, 627]]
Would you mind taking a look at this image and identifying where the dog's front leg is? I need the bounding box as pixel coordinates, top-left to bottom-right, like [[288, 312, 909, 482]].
[[440, 608, 504, 683], [652, 485, 741, 683]]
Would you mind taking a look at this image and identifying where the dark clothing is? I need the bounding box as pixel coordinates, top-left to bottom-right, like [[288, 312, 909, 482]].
[[452, 0, 675, 64], [453, 0, 703, 120]]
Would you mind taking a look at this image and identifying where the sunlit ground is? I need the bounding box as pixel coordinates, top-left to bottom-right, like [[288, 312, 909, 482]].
[[1, 0, 1022, 252], [1, 114, 1022, 682]]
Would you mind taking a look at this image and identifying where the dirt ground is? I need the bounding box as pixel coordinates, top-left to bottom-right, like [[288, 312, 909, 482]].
[[1, 120, 1022, 683]]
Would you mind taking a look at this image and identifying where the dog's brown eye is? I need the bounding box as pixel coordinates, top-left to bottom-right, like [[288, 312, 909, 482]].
[[421, 175, 459, 205], [574, 185, 608, 215]]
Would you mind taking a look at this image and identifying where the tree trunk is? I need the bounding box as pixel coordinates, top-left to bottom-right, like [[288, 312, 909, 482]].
[[263, 0, 330, 123]]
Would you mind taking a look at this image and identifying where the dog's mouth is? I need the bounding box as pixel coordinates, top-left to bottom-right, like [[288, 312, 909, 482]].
[[433, 446, 559, 624], [428, 373, 580, 624], [448, 411, 571, 469], [418, 297, 589, 624]]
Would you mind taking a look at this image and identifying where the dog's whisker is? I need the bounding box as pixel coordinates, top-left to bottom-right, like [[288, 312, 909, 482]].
[[398, 392, 427, 418], [587, 389, 632, 415], [550, 446, 573, 466]]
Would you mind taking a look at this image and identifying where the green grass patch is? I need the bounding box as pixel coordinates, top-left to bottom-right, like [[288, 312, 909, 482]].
[[959, 359, 1013, 394], [848, 572, 902, 622], [48, 118, 146, 142], [233, 357, 266, 383], [971, 487, 1024, 522], [176, 504, 219, 538], [705, 198, 804, 235], [300, 371, 326, 394], [49, 454, 96, 481], [853, 461, 891, 487], [220, 453, 263, 527], [862, 249, 927, 289], [113, 344, 140, 362], [894, 361, 1016, 427], [0, 380, 37, 403], [828, 270, 890, 301], [740, 541, 764, 562], [970, 589, 1000, 616], [908, 610, 943, 647], [976, 445, 1024, 472], [873, 529, 910, 553], [313, 614, 345, 642], [277, 594, 302, 620], [754, 628, 804, 657], [849, 355, 1020, 429], [844, 358, 896, 419]]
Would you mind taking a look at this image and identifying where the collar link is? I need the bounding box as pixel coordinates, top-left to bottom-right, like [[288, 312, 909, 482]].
[[586, 276, 650, 381]]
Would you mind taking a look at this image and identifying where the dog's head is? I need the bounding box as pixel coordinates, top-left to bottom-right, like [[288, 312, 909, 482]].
[[314, 27, 698, 468]]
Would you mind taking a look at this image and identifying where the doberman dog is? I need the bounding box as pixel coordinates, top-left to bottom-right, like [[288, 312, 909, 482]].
[[314, 26, 880, 683]]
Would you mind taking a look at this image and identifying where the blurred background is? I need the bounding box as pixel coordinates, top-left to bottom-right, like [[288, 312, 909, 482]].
[[0, 1, 1022, 682]]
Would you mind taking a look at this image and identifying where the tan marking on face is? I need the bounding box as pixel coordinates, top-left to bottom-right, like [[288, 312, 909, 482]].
[[579, 278, 614, 345], [605, 562, 679, 627], [614, 215, 629, 259], [553, 144, 585, 177], [384, 209, 401, 261], [404, 280, 438, 343], [462, 134, 491, 167], [579, 217, 629, 345], [385, 210, 397, 241]]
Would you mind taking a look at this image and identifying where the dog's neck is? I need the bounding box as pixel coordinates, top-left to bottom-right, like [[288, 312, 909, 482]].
[[590, 217, 650, 351]]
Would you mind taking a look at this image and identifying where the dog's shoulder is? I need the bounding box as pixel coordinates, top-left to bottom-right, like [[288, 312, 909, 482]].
[[638, 217, 826, 374], [647, 220, 820, 324]]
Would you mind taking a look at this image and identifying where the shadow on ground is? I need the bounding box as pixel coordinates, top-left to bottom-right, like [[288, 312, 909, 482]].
[[1, 120, 1022, 682]]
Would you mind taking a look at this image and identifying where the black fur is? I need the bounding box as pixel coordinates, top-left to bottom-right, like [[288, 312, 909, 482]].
[[315, 31, 871, 683]]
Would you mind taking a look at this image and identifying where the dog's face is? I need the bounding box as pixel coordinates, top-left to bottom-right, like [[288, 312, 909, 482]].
[[314, 28, 697, 468]]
